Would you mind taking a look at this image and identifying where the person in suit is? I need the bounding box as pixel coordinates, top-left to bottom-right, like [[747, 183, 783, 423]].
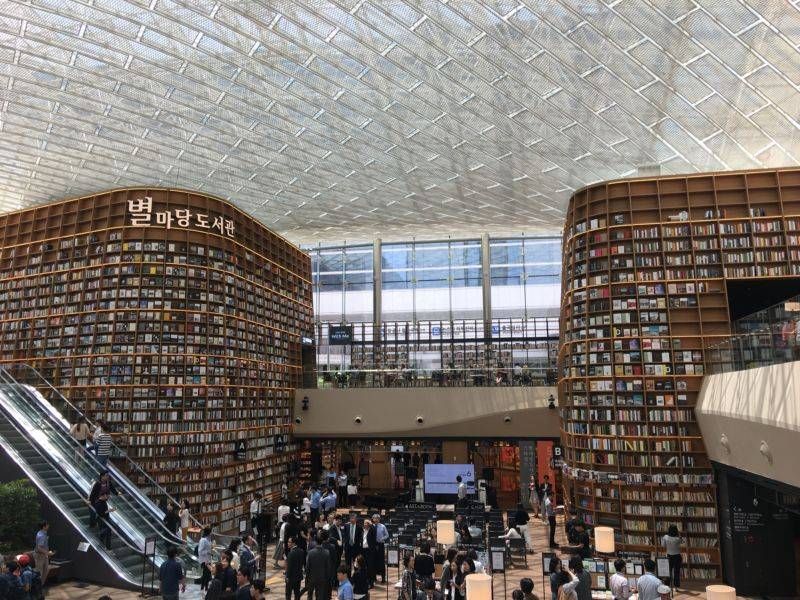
[[284, 537, 304, 600], [344, 513, 363, 569], [320, 530, 339, 591], [235, 567, 251, 600], [328, 514, 344, 566], [306, 531, 333, 600], [362, 519, 377, 588]]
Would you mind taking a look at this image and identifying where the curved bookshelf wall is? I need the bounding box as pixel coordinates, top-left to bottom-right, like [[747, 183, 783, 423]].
[[0, 188, 313, 530], [559, 167, 800, 581]]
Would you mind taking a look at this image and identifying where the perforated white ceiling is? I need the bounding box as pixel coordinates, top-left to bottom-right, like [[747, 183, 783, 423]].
[[0, 1, 799, 243]]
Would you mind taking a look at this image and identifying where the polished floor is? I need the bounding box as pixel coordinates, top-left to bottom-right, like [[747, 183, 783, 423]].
[[46, 513, 742, 599]]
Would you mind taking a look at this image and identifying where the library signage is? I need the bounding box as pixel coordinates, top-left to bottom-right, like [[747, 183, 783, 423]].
[[329, 325, 353, 345], [127, 196, 236, 238]]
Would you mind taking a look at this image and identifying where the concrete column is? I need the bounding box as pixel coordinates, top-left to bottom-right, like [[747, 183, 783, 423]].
[[481, 233, 492, 341], [373, 238, 382, 365]]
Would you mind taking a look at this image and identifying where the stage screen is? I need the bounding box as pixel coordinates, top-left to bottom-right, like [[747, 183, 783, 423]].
[[424, 464, 476, 494]]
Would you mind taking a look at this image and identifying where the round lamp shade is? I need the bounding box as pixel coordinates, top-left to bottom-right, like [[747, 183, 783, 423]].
[[594, 526, 615, 554], [706, 585, 736, 600], [436, 519, 455, 546], [465, 573, 492, 600]]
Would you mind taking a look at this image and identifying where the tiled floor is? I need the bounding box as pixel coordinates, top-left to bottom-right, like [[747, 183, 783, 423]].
[[47, 513, 739, 599]]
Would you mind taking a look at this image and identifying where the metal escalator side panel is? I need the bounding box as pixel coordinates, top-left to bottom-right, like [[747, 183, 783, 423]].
[[0, 415, 143, 588], [0, 384, 203, 577], [0, 389, 150, 556], [7, 373, 197, 546]]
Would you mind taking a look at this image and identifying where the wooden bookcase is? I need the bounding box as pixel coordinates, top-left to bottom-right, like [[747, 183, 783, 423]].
[[0, 188, 313, 531], [559, 167, 800, 582]]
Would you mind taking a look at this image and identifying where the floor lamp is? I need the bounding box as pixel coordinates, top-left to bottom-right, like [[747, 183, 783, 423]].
[[594, 526, 615, 591], [466, 572, 493, 600]]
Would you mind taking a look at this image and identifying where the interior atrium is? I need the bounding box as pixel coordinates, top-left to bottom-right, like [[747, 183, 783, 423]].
[[0, 2, 799, 599]]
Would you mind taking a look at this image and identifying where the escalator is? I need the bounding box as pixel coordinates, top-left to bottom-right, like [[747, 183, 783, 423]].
[[0, 365, 203, 589]]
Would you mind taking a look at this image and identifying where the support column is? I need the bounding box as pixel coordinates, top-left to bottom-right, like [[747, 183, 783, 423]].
[[373, 238, 382, 369], [481, 233, 492, 341]]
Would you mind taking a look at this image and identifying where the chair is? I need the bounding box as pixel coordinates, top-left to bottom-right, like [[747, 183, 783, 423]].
[[507, 537, 527, 567]]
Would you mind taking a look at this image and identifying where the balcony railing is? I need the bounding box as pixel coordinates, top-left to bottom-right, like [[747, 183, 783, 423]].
[[311, 366, 556, 388], [705, 329, 800, 375]]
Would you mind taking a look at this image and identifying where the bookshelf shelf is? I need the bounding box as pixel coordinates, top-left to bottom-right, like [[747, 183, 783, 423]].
[[0, 188, 313, 530], [560, 167, 800, 582]]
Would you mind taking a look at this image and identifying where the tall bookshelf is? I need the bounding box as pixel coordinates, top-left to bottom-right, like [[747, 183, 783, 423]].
[[0, 188, 313, 530], [559, 167, 800, 582]]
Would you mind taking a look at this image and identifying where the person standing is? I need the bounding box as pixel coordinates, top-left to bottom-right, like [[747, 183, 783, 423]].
[[320, 530, 338, 593], [235, 567, 251, 600], [337, 470, 348, 507], [239, 536, 257, 576], [528, 476, 541, 519], [34, 521, 53, 584], [69, 416, 91, 449], [548, 556, 562, 600], [93, 423, 113, 467], [514, 502, 532, 552], [88, 471, 118, 528], [205, 562, 225, 600], [351, 555, 369, 600], [305, 532, 332, 600], [337, 565, 354, 600], [399, 554, 416, 600], [284, 537, 304, 600], [414, 541, 435, 586], [662, 525, 682, 588], [178, 500, 191, 541], [274, 514, 288, 567], [371, 514, 388, 584], [163, 502, 180, 537], [361, 519, 376, 588], [539, 475, 552, 502], [544, 491, 557, 548], [610, 559, 631, 600], [568, 555, 591, 600], [344, 513, 363, 569], [328, 514, 343, 566], [309, 487, 322, 524], [635, 559, 662, 600], [320, 488, 337, 518], [198, 527, 214, 591], [158, 546, 185, 600], [250, 492, 263, 538], [456, 476, 467, 506], [94, 491, 116, 548]]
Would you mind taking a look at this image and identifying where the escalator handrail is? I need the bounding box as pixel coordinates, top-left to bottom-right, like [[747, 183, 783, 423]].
[[0, 402, 147, 584], [1, 364, 203, 531], [0, 376, 192, 553]]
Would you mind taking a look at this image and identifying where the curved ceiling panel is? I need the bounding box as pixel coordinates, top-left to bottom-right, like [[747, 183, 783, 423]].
[[0, 1, 798, 243]]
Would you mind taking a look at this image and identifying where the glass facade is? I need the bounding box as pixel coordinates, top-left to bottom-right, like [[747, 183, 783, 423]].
[[309, 243, 373, 323], [490, 237, 561, 318], [305, 235, 561, 384]]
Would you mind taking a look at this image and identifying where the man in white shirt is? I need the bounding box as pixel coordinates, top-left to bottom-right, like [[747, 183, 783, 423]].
[[610, 559, 631, 600], [456, 475, 467, 506], [636, 559, 662, 600], [544, 491, 557, 548], [337, 470, 348, 507], [250, 492, 263, 536]]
